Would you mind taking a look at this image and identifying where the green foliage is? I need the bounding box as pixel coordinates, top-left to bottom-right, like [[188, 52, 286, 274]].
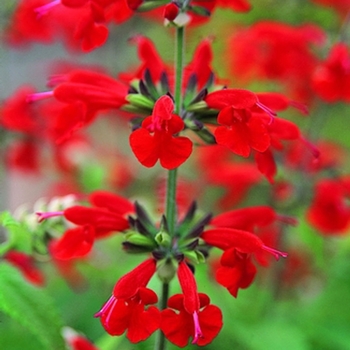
[[0, 263, 66, 350], [0, 211, 32, 255]]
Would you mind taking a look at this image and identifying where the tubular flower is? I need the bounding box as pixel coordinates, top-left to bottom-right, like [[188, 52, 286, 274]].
[[95, 259, 160, 343], [227, 21, 325, 100], [129, 95, 193, 169], [214, 247, 257, 298], [160, 261, 223, 347], [312, 42, 350, 103], [205, 89, 272, 157], [201, 227, 288, 260], [306, 178, 350, 234], [201, 227, 287, 296], [38, 191, 134, 260]]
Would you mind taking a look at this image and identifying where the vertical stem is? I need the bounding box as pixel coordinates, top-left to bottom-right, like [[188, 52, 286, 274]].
[[155, 25, 185, 350], [166, 25, 185, 236], [155, 283, 170, 350]]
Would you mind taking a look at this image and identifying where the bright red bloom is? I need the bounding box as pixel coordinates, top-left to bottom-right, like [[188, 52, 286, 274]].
[[129, 95, 192, 169], [201, 228, 287, 260], [95, 259, 160, 343], [161, 293, 223, 348], [96, 287, 160, 342], [215, 247, 256, 298], [160, 261, 222, 347], [312, 42, 350, 103], [211, 205, 296, 232], [205, 89, 272, 157], [41, 191, 134, 259], [4, 251, 45, 286]]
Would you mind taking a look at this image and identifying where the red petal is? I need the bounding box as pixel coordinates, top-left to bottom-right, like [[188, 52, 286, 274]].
[[196, 305, 223, 346], [89, 191, 134, 214], [113, 259, 156, 299], [127, 304, 160, 343], [161, 309, 193, 348], [50, 226, 94, 260], [177, 262, 200, 314], [205, 89, 257, 109], [129, 128, 159, 167]]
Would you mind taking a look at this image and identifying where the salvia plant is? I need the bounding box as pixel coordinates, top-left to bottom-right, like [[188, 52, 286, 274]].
[[0, 0, 350, 349]]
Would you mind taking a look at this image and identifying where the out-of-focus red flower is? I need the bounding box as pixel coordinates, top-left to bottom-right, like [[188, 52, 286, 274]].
[[4, 250, 45, 286], [312, 42, 350, 103], [4, 0, 133, 51], [311, 0, 350, 17], [95, 259, 160, 343], [129, 95, 192, 169], [228, 21, 325, 101], [307, 178, 350, 234], [196, 145, 262, 208], [63, 327, 99, 350]]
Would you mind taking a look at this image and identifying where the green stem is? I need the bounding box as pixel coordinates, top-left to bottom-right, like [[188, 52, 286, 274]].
[[155, 283, 170, 350], [174, 26, 184, 116], [166, 25, 185, 236], [155, 25, 185, 350], [166, 168, 178, 235]]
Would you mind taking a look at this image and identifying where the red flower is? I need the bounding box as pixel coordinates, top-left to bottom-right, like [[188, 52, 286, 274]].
[[160, 261, 222, 347], [215, 247, 256, 298], [39, 191, 134, 259], [228, 21, 325, 100], [161, 294, 223, 348], [201, 228, 287, 260], [129, 95, 192, 169], [312, 42, 350, 103], [95, 259, 160, 343], [205, 89, 271, 157], [307, 179, 350, 234]]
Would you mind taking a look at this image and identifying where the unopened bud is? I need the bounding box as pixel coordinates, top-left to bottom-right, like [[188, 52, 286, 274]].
[[157, 259, 177, 283], [164, 3, 179, 21], [124, 232, 156, 249]]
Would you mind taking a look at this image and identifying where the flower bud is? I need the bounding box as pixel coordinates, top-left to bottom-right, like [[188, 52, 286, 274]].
[[164, 3, 179, 21], [157, 259, 177, 283], [124, 232, 156, 249]]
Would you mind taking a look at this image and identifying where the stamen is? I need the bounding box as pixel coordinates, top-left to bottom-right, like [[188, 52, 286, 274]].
[[191, 311, 203, 344], [47, 74, 68, 88], [276, 214, 298, 226], [35, 0, 61, 18], [26, 91, 54, 103], [94, 295, 115, 318], [262, 245, 288, 260], [256, 101, 277, 124], [36, 211, 64, 222]]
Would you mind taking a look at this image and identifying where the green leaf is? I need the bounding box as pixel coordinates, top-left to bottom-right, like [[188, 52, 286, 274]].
[[0, 262, 66, 350], [0, 211, 32, 255]]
